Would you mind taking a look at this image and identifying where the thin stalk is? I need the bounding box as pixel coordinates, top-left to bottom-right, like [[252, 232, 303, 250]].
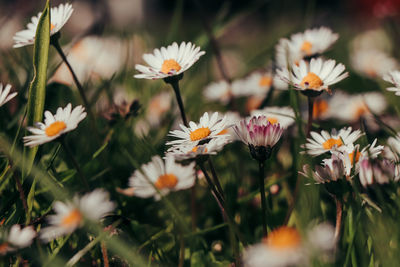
[[334, 196, 343, 241], [178, 232, 185, 267], [208, 158, 225, 200], [191, 180, 197, 230], [51, 39, 98, 139], [258, 160, 267, 236], [59, 138, 89, 190], [13, 172, 29, 222], [101, 241, 109, 267], [306, 96, 314, 136], [169, 81, 188, 126]]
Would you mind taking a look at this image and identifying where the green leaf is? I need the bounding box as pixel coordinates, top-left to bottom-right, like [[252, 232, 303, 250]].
[[23, 0, 51, 177]]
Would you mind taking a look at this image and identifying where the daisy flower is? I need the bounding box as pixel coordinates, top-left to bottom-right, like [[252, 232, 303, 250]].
[[23, 103, 87, 147], [251, 106, 295, 128], [0, 83, 17, 107], [302, 154, 346, 184], [328, 91, 387, 123], [277, 58, 348, 94], [312, 98, 331, 120], [383, 70, 400, 96], [234, 116, 284, 161], [359, 157, 399, 187], [146, 91, 172, 127], [234, 71, 274, 97], [303, 127, 363, 156], [128, 155, 196, 200], [203, 80, 233, 104], [167, 135, 231, 161], [0, 225, 36, 255], [167, 112, 229, 147], [13, 3, 73, 48], [351, 49, 397, 78], [134, 41, 205, 80], [388, 133, 400, 155], [40, 189, 115, 241], [275, 38, 303, 69]]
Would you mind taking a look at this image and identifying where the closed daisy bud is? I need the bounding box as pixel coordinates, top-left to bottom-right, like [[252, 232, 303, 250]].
[[134, 41, 205, 80], [13, 3, 73, 48], [0, 83, 17, 107], [23, 103, 87, 147]]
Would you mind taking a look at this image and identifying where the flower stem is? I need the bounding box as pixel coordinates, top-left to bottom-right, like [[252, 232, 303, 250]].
[[306, 96, 314, 136], [13, 171, 29, 223], [59, 137, 89, 190], [208, 158, 225, 200], [101, 241, 109, 267], [334, 196, 343, 241], [258, 160, 267, 236], [169, 80, 188, 127]]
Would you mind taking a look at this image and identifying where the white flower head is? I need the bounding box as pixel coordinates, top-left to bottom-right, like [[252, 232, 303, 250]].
[[13, 3, 73, 48], [275, 38, 303, 69], [134, 41, 205, 80], [167, 112, 229, 147], [0, 83, 17, 107], [251, 106, 295, 129], [128, 155, 196, 200], [0, 225, 36, 255], [23, 103, 87, 147], [351, 49, 397, 78], [277, 58, 348, 93], [233, 71, 274, 97], [40, 189, 115, 241], [359, 157, 399, 187], [146, 91, 172, 127], [302, 154, 346, 184], [303, 127, 363, 156], [203, 80, 232, 104], [383, 70, 400, 96]]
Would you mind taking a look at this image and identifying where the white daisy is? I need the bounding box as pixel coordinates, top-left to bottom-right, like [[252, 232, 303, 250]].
[[302, 154, 346, 184], [233, 71, 274, 97], [23, 103, 87, 147], [167, 112, 229, 147], [243, 226, 306, 267], [383, 70, 400, 96], [167, 136, 231, 161], [0, 83, 17, 107], [128, 155, 196, 200], [351, 49, 397, 78], [0, 225, 36, 255], [13, 3, 73, 48], [303, 127, 363, 156], [203, 80, 232, 104], [328, 91, 387, 123], [277, 58, 348, 93], [388, 133, 400, 155], [134, 41, 205, 80], [146, 91, 172, 127], [40, 189, 115, 241], [275, 38, 303, 69], [359, 157, 399, 187], [311, 98, 332, 120], [251, 106, 295, 128]]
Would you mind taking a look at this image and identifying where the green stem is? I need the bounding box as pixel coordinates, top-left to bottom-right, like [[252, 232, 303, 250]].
[[208, 157, 225, 200], [306, 96, 314, 136], [258, 160, 267, 236], [169, 81, 188, 127]]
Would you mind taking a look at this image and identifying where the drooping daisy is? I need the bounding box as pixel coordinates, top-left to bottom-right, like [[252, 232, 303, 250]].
[[167, 135, 231, 161], [134, 41, 205, 80], [302, 154, 346, 184], [0, 225, 36, 255], [0, 83, 17, 107], [251, 106, 295, 128], [243, 226, 305, 267], [234, 116, 284, 161], [351, 49, 397, 78], [328, 91, 387, 123], [40, 189, 115, 241], [277, 58, 348, 94], [203, 80, 233, 104], [23, 103, 87, 147], [359, 157, 399, 187], [167, 112, 229, 147], [383, 70, 400, 96], [13, 3, 73, 48], [128, 155, 196, 200], [303, 127, 363, 156]]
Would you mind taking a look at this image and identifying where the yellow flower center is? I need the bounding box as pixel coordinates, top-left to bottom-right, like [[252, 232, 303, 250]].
[[349, 151, 361, 164], [50, 23, 55, 31], [267, 117, 278, 124], [155, 174, 178, 189], [300, 72, 323, 89], [259, 76, 273, 87], [190, 127, 211, 141], [313, 99, 329, 118], [355, 104, 369, 118], [217, 129, 229, 135], [246, 96, 263, 112], [300, 41, 313, 55], [322, 138, 343, 150], [161, 59, 181, 74], [45, 121, 67, 137], [263, 226, 301, 250], [191, 146, 208, 153], [61, 209, 83, 227]]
